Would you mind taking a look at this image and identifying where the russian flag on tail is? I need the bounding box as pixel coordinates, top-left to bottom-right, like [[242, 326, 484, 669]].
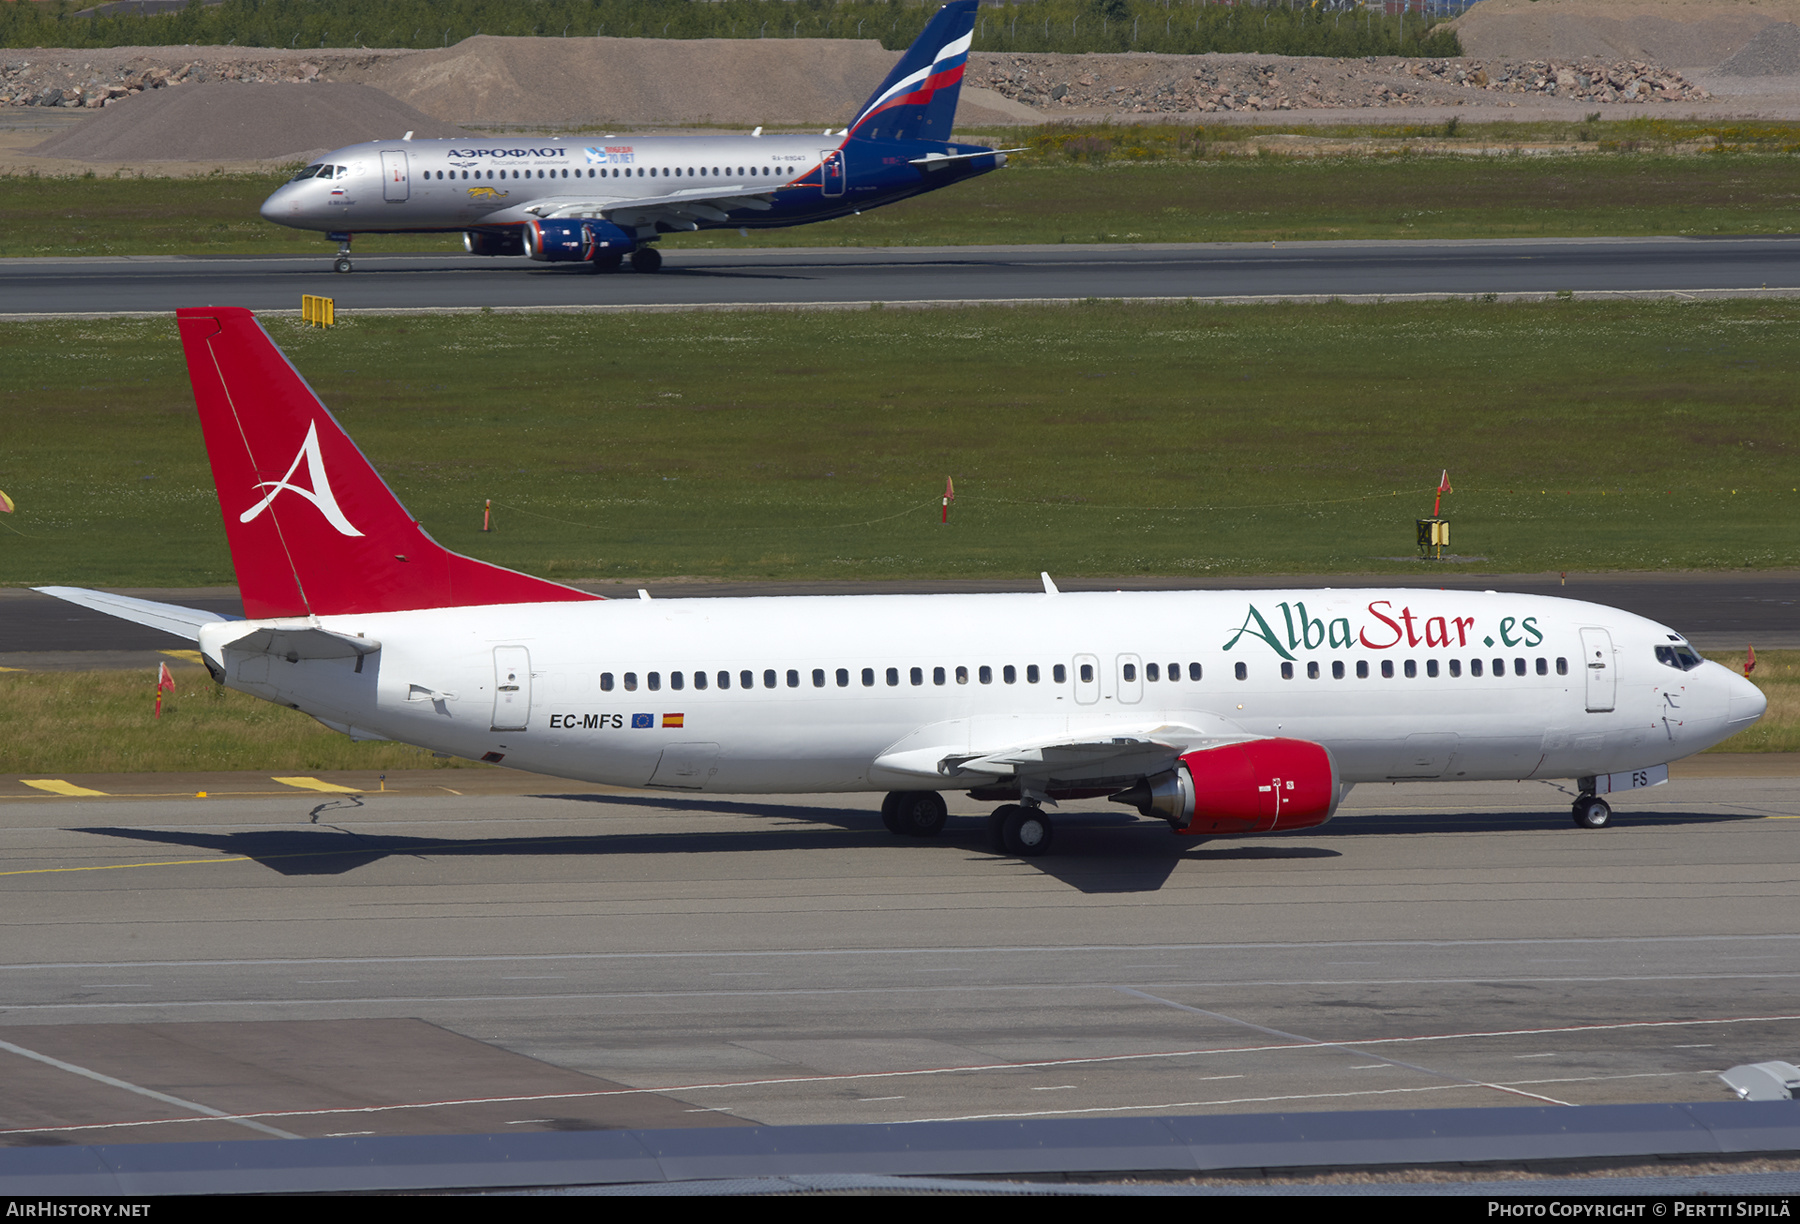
[[848, 1, 978, 143]]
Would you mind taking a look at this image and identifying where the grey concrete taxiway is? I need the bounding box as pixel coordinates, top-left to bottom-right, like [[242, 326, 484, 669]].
[[2, 769, 1796, 1145], [8, 237, 1800, 316]]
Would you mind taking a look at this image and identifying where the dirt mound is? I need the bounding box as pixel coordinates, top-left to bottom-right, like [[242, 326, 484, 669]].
[[364, 35, 902, 127], [1447, 0, 1800, 67], [30, 80, 469, 162], [1716, 22, 1800, 75]]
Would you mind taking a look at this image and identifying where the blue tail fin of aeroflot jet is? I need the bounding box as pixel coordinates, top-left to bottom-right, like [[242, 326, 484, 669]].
[[847, 1, 978, 144]]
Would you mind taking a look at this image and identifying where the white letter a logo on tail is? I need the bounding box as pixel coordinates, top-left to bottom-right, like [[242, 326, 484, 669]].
[[240, 421, 364, 537]]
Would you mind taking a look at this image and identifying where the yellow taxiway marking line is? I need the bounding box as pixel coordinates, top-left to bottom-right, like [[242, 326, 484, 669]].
[[158, 650, 205, 664], [20, 780, 109, 797], [270, 777, 363, 794], [0, 856, 252, 877]]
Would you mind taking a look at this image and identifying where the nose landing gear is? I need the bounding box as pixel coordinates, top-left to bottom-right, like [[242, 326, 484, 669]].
[[1572, 795, 1612, 829], [329, 232, 354, 274]]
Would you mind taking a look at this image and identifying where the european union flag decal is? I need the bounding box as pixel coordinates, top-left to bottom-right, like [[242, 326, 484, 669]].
[[631, 713, 653, 729]]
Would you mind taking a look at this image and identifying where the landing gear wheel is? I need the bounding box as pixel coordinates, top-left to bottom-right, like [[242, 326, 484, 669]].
[[333, 256, 353, 274], [1001, 806, 1053, 857], [630, 246, 663, 273], [986, 805, 1022, 853], [889, 791, 947, 838], [879, 791, 904, 835], [590, 252, 624, 273], [1572, 797, 1612, 829]]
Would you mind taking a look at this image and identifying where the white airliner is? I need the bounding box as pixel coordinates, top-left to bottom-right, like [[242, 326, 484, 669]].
[[39, 309, 1766, 856], [259, 3, 1005, 274]]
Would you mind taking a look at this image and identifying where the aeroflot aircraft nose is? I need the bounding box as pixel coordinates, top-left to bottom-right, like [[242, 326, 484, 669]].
[[259, 185, 289, 224]]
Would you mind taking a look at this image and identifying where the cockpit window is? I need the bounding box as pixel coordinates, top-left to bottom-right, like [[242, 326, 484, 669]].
[[290, 163, 324, 181], [1655, 644, 1705, 671]]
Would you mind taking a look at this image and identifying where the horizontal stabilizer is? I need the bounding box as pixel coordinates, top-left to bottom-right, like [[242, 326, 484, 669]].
[[908, 149, 1021, 170], [33, 587, 236, 642]]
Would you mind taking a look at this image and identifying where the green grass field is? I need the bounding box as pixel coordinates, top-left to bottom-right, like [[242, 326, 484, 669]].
[[8, 132, 1800, 257], [1, 299, 1796, 588], [3, 651, 1791, 776]]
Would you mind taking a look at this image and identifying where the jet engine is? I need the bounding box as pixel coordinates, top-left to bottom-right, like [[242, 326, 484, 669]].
[[521, 218, 633, 263], [1111, 738, 1340, 836], [463, 229, 525, 257]]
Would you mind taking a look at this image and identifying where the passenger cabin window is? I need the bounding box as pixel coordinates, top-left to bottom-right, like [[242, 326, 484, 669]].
[[1557, 657, 1569, 675], [911, 667, 924, 686], [1145, 663, 1159, 682], [624, 672, 639, 691], [836, 668, 850, 688], [600, 673, 614, 691], [718, 671, 732, 689], [1307, 661, 1320, 679], [787, 669, 800, 688], [812, 669, 825, 688], [695, 671, 708, 690], [862, 668, 875, 687], [1235, 662, 1247, 681], [1471, 659, 1483, 677], [1449, 659, 1461, 677], [1280, 662, 1293, 680], [648, 672, 662, 691], [1078, 664, 1093, 684], [1332, 661, 1344, 679], [1426, 659, 1439, 678], [764, 669, 778, 689], [671, 671, 684, 691], [1356, 661, 1369, 679], [1003, 665, 1016, 684], [886, 668, 900, 687], [1027, 665, 1040, 683], [1188, 663, 1202, 681], [1121, 663, 1136, 682], [1053, 664, 1067, 684], [956, 666, 969, 685], [1381, 661, 1394, 679], [1403, 660, 1416, 678], [933, 666, 946, 686]]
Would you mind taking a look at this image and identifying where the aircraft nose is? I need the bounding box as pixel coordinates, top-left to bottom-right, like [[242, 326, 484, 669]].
[[260, 186, 292, 224], [1725, 666, 1768, 730]]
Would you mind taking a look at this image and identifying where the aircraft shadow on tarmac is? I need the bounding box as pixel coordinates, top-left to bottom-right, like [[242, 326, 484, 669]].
[[69, 804, 1761, 893]]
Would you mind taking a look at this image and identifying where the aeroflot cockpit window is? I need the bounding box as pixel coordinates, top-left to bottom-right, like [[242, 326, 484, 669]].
[[290, 164, 324, 181]]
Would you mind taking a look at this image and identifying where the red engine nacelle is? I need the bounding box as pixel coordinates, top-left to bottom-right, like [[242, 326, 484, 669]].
[[1113, 738, 1340, 836]]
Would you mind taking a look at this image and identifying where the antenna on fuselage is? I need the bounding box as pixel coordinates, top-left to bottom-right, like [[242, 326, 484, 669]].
[[752, 126, 763, 137]]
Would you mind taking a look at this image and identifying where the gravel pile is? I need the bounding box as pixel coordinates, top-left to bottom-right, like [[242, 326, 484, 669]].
[[1715, 23, 1800, 75], [30, 81, 468, 162], [968, 53, 1707, 114], [0, 45, 401, 110], [1447, 0, 1800, 67], [365, 35, 903, 127]]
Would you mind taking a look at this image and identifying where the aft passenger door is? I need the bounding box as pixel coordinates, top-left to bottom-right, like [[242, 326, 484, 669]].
[[1579, 628, 1615, 712], [380, 150, 410, 202], [819, 149, 845, 197], [491, 646, 531, 731]]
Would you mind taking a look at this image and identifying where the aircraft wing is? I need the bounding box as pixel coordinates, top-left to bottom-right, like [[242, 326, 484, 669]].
[[518, 184, 780, 228], [33, 586, 237, 642], [873, 720, 1253, 789]]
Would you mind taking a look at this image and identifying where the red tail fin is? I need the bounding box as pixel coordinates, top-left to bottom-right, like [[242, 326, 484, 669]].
[[177, 307, 599, 619]]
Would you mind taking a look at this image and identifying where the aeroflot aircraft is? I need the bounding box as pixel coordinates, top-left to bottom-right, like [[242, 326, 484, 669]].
[[259, 2, 1002, 274], [40, 309, 1766, 857]]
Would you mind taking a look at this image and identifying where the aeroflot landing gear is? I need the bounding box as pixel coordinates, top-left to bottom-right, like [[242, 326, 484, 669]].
[[330, 233, 354, 274], [1572, 796, 1612, 829], [987, 804, 1053, 857], [629, 246, 663, 273], [882, 790, 947, 838]]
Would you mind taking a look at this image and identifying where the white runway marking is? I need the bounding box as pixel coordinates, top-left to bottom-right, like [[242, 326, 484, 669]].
[[0, 1036, 299, 1140]]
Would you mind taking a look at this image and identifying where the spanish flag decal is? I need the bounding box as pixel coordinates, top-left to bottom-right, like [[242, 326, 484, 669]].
[[662, 713, 685, 728]]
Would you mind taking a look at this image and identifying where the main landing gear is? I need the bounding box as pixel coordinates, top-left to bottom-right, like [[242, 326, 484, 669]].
[[876, 791, 1055, 857], [881, 790, 947, 838], [987, 803, 1053, 858], [1571, 795, 1612, 829], [629, 246, 663, 273]]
